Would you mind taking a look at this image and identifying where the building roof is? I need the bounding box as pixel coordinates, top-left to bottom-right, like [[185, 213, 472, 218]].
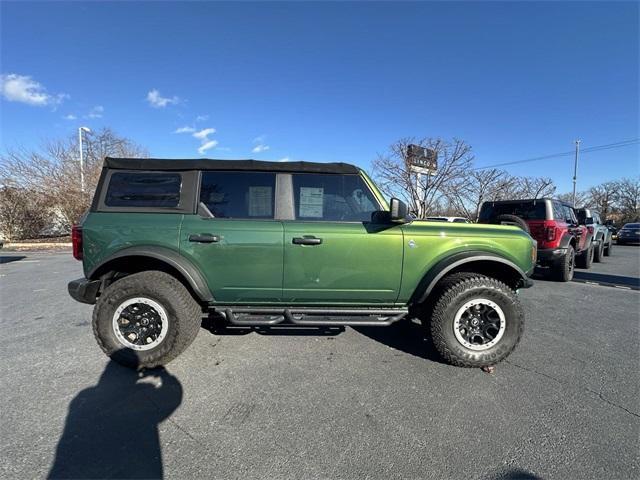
[[103, 157, 360, 174]]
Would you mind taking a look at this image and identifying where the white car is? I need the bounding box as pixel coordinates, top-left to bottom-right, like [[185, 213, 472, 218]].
[[424, 216, 470, 223]]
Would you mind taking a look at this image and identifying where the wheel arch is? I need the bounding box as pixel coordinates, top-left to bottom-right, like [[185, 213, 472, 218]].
[[411, 252, 530, 306], [89, 246, 214, 303]]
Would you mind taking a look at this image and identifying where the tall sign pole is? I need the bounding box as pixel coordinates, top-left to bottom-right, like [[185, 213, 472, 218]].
[[572, 139, 581, 206], [407, 144, 438, 218]]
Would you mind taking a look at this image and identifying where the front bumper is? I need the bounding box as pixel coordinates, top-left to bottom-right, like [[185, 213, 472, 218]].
[[536, 247, 567, 267], [68, 278, 101, 305]]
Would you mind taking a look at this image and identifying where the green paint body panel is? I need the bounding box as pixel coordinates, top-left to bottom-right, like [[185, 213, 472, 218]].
[[82, 212, 183, 278], [179, 217, 284, 303], [80, 171, 535, 307], [282, 221, 403, 304]]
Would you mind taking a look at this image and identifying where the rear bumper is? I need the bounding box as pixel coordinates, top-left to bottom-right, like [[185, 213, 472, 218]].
[[536, 247, 566, 267], [68, 278, 101, 305]]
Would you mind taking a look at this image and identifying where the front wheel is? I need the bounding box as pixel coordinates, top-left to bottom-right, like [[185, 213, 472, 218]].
[[604, 240, 613, 256], [92, 271, 202, 369], [593, 240, 604, 262], [429, 274, 524, 368]]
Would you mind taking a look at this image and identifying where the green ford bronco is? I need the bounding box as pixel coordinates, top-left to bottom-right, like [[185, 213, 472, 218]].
[[69, 157, 536, 369]]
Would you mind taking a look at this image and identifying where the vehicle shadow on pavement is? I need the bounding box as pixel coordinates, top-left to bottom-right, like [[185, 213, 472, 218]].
[[572, 271, 640, 289], [48, 360, 182, 480], [354, 318, 447, 365], [0, 255, 26, 264]]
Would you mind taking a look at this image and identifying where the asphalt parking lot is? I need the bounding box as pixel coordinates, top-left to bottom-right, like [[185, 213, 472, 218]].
[[0, 246, 638, 479]]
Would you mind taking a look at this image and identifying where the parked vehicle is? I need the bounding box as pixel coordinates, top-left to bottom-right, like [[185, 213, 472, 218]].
[[478, 198, 594, 281], [68, 157, 536, 370], [607, 224, 618, 240], [617, 223, 640, 245], [574, 208, 613, 261], [424, 216, 470, 223]]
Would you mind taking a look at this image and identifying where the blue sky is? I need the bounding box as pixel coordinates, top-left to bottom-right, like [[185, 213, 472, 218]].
[[1, 1, 638, 193]]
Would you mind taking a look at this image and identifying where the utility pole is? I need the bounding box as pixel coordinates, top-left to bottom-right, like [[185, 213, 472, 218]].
[[78, 127, 91, 193], [572, 139, 581, 206]]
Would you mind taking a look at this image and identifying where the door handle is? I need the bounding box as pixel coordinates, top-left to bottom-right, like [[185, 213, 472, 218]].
[[189, 233, 220, 243], [292, 236, 322, 246]]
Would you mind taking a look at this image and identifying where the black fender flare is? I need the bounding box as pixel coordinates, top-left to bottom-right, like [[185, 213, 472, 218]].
[[559, 233, 575, 249], [412, 251, 530, 304], [88, 246, 214, 302]]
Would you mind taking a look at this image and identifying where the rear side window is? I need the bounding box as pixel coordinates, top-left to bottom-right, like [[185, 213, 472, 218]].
[[105, 172, 181, 207], [291, 173, 380, 222], [552, 202, 565, 221], [479, 201, 547, 221], [200, 171, 276, 219]]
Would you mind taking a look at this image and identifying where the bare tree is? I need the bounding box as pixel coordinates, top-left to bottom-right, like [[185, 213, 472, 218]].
[[372, 137, 474, 218], [0, 128, 147, 229], [581, 181, 618, 220], [447, 168, 517, 221], [509, 176, 556, 199], [556, 191, 589, 207], [615, 177, 640, 223], [0, 186, 52, 240]]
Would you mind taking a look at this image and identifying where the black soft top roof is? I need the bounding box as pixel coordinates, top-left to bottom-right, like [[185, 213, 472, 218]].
[[104, 157, 360, 174]]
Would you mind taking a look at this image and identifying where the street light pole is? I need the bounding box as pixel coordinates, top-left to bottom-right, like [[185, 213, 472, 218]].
[[78, 127, 91, 193], [572, 139, 581, 206]]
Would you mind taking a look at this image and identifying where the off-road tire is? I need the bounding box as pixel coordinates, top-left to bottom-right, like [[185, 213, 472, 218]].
[[604, 240, 613, 256], [93, 271, 202, 369], [428, 273, 524, 368], [494, 214, 530, 234], [593, 240, 604, 263], [552, 245, 575, 282], [576, 243, 594, 269]]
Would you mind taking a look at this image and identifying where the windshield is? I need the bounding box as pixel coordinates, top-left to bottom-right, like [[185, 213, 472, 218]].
[[622, 223, 640, 229]]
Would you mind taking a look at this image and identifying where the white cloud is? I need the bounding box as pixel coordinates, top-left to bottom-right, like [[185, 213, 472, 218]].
[[193, 128, 216, 140], [174, 126, 196, 134], [86, 105, 104, 119], [63, 114, 77, 120], [146, 89, 180, 108], [196, 115, 209, 122], [187, 127, 219, 155], [251, 134, 270, 154], [252, 144, 270, 153], [198, 140, 218, 155], [1, 73, 68, 107], [278, 157, 291, 162]]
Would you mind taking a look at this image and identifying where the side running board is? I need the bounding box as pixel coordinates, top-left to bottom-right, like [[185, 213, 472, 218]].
[[220, 307, 408, 327]]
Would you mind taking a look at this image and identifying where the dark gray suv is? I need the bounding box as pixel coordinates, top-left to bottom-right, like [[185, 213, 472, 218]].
[[574, 208, 613, 261]]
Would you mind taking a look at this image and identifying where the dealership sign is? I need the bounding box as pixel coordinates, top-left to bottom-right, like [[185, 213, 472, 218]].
[[407, 144, 438, 175]]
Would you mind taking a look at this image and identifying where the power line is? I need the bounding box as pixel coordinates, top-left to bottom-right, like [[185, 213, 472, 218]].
[[473, 138, 639, 171]]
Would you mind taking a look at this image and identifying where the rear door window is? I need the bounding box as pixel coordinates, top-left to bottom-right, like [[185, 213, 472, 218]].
[[105, 172, 181, 207], [200, 171, 276, 219]]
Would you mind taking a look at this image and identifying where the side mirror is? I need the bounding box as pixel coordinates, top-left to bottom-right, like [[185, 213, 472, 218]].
[[390, 198, 408, 222]]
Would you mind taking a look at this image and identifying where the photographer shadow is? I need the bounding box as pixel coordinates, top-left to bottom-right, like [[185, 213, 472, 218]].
[[48, 360, 182, 479]]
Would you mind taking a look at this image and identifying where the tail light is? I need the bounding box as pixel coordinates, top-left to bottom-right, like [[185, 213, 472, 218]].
[[546, 226, 556, 242], [587, 226, 594, 235], [71, 225, 83, 260]]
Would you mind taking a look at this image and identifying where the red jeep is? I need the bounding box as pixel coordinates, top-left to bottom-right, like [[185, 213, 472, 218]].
[[478, 198, 593, 281]]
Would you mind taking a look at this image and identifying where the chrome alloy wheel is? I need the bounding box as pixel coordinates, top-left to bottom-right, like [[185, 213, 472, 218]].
[[112, 297, 169, 351], [453, 298, 506, 351]]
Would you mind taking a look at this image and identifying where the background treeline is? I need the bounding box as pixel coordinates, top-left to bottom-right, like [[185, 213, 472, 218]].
[[0, 132, 637, 240]]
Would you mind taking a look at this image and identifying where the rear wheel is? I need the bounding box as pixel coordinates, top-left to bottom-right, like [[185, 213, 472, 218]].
[[593, 240, 604, 262], [92, 271, 202, 369], [576, 243, 594, 269], [552, 246, 574, 281], [428, 273, 524, 368]]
